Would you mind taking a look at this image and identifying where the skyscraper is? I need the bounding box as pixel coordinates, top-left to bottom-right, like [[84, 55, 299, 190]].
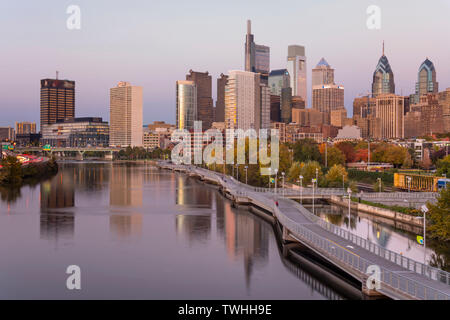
[[414, 58, 438, 103], [244, 20, 270, 75], [109, 82, 143, 147], [40, 78, 75, 127], [268, 69, 290, 96], [287, 45, 307, 105], [176, 80, 197, 131], [375, 94, 404, 139], [186, 70, 214, 130], [280, 87, 292, 124], [312, 58, 334, 87], [225, 70, 269, 131], [312, 84, 344, 113], [215, 73, 228, 122], [372, 43, 395, 97]]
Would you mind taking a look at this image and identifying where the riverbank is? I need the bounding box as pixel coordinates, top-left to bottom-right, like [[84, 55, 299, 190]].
[[0, 157, 59, 186], [329, 195, 424, 227]]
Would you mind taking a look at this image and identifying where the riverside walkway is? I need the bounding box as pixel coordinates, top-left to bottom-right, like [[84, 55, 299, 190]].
[[158, 162, 450, 300]]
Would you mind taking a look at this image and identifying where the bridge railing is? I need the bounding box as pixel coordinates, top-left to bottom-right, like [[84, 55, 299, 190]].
[[162, 163, 450, 293], [273, 204, 450, 300], [359, 192, 438, 199], [287, 199, 450, 286]]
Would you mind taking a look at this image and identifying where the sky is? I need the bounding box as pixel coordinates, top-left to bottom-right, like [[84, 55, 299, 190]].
[[0, 0, 449, 129]]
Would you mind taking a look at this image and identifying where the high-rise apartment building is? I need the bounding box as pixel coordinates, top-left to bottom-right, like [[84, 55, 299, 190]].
[[40, 78, 75, 127], [225, 71, 269, 131], [215, 73, 228, 122], [414, 58, 438, 104], [291, 96, 306, 109], [176, 80, 197, 131], [312, 58, 334, 87], [245, 20, 270, 75], [268, 69, 290, 96], [353, 96, 376, 118], [375, 94, 404, 139], [372, 44, 395, 97], [109, 82, 143, 147], [186, 70, 214, 130], [287, 45, 307, 105], [312, 84, 344, 113], [330, 108, 347, 127], [15, 121, 36, 135], [410, 93, 444, 136]]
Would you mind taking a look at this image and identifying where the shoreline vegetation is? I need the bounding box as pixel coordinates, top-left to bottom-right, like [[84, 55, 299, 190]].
[[0, 156, 59, 202]]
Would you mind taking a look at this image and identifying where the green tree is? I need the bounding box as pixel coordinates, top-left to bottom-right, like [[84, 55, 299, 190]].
[[1, 156, 23, 185], [299, 161, 322, 187], [426, 187, 450, 241], [326, 146, 345, 167], [325, 164, 347, 188], [436, 155, 450, 177], [293, 139, 321, 163]]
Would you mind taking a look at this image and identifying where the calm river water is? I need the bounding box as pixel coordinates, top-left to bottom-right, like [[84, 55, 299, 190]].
[[0, 162, 447, 299], [0, 161, 350, 300]]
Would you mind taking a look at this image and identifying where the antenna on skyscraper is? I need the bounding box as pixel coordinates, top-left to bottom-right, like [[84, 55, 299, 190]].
[[382, 41, 385, 56], [56, 71, 59, 80], [247, 20, 251, 35]]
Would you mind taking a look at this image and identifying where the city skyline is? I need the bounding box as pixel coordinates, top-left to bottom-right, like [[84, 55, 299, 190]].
[[1, 0, 450, 129]]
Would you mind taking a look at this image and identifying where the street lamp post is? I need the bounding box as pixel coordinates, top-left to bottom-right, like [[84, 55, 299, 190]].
[[268, 168, 272, 191], [312, 178, 316, 215], [275, 169, 278, 194], [299, 175, 303, 205], [236, 165, 239, 181], [421, 205, 428, 264], [245, 166, 248, 185], [282, 172, 285, 196], [377, 178, 382, 193], [407, 176, 411, 193], [347, 187, 352, 224], [342, 174, 345, 192]]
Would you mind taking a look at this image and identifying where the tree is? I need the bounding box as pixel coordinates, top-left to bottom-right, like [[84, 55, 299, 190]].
[[287, 161, 302, 182], [0, 156, 22, 185], [325, 164, 347, 188], [354, 148, 368, 162], [293, 139, 321, 163], [299, 161, 322, 187], [426, 187, 450, 241], [326, 146, 345, 167], [335, 142, 356, 163], [436, 155, 450, 177]]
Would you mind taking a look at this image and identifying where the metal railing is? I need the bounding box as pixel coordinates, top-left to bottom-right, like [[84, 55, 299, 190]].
[[273, 204, 449, 300], [360, 192, 438, 199], [160, 162, 450, 299]]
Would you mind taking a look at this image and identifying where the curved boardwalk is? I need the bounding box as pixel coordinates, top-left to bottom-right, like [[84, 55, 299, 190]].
[[158, 162, 450, 300]]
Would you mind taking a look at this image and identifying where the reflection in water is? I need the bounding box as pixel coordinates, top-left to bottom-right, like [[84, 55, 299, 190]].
[[3, 162, 447, 299], [110, 214, 143, 239], [313, 203, 448, 270], [110, 164, 143, 207], [39, 169, 75, 242], [176, 175, 212, 208]]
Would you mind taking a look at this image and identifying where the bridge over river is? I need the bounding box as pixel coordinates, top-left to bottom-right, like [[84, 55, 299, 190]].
[[158, 162, 449, 300]]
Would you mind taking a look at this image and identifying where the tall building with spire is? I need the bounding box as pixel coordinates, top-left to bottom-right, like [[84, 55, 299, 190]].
[[372, 42, 395, 97], [414, 58, 438, 103], [244, 20, 270, 75], [287, 45, 307, 105]]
